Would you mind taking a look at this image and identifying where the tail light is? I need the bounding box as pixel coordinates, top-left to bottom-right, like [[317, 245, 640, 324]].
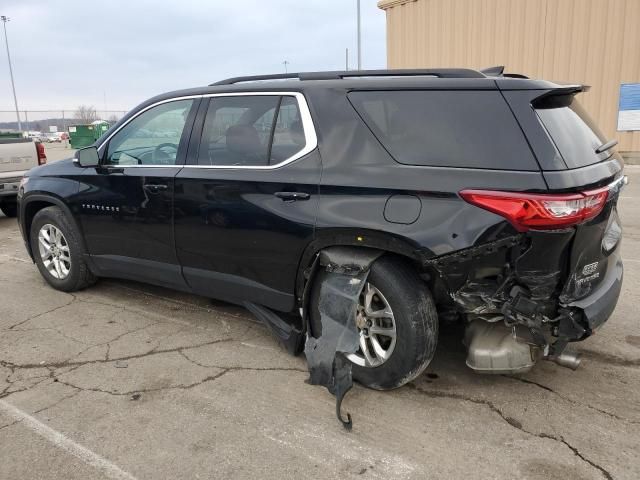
[[459, 187, 609, 232], [36, 142, 47, 165]]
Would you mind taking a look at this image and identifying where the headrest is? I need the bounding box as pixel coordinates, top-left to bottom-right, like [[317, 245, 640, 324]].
[[226, 124, 262, 155]]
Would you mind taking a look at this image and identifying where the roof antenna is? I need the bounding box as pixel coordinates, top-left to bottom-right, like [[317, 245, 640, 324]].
[[480, 66, 505, 77]]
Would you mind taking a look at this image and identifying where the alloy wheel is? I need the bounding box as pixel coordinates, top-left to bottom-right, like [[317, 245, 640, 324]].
[[38, 224, 71, 280], [347, 282, 397, 367]]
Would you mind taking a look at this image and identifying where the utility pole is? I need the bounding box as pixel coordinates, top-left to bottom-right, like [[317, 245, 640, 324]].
[[282, 60, 289, 73], [357, 0, 362, 70], [1, 15, 21, 131], [345, 48, 349, 71]]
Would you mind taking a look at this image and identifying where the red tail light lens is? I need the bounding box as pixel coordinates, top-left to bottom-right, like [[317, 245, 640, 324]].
[[36, 142, 47, 165], [459, 188, 609, 232]]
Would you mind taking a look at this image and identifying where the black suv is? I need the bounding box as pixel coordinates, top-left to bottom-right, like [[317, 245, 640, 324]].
[[17, 69, 625, 390]]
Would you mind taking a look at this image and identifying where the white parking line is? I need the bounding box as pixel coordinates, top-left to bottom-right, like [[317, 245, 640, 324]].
[[0, 399, 138, 480]]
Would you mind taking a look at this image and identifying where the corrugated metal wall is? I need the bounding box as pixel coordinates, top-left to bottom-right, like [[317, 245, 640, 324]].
[[379, 0, 640, 153]]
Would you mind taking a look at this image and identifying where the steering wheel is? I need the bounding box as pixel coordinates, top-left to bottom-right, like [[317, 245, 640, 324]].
[[152, 143, 179, 164]]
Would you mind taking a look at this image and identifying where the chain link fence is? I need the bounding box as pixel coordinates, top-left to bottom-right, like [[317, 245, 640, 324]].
[[0, 110, 129, 133]]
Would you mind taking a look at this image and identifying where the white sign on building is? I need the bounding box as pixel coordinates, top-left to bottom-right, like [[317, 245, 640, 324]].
[[618, 83, 640, 131]]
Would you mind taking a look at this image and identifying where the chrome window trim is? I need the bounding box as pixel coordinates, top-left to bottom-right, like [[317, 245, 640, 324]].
[[96, 92, 318, 170]]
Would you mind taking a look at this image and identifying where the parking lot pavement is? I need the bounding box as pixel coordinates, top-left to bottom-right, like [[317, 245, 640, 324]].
[[0, 168, 639, 480]]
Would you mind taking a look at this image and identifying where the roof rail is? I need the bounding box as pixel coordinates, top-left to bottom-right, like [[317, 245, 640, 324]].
[[210, 68, 486, 86]]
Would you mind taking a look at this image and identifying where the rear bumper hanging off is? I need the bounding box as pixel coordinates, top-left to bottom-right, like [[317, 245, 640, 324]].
[[564, 252, 623, 332]]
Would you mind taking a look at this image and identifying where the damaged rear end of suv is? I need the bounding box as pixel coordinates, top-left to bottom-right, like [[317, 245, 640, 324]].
[[306, 71, 626, 393], [451, 81, 626, 374]]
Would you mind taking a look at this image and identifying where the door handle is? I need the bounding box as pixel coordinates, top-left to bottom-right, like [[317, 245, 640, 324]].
[[144, 184, 168, 193], [98, 166, 124, 174], [274, 191, 310, 202]]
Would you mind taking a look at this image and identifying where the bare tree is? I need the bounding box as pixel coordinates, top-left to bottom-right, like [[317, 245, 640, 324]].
[[107, 114, 119, 124], [74, 105, 98, 124]]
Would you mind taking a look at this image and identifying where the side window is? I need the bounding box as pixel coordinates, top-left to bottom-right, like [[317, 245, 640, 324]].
[[349, 90, 539, 170], [270, 96, 305, 163], [105, 99, 194, 166], [198, 96, 279, 167], [197, 95, 306, 166]]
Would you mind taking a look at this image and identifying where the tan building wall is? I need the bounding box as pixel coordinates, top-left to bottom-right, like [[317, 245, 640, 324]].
[[378, 0, 640, 154]]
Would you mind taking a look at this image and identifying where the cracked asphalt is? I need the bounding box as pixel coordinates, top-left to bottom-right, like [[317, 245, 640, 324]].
[[1, 167, 639, 480]]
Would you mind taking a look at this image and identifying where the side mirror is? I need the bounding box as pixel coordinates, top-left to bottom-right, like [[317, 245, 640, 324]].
[[74, 146, 100, 168]]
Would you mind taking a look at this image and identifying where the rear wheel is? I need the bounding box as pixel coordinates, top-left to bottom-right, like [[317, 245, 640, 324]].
[[310, 256, 438, 390], [0, 202, 17, 218], [30, 206, 96, 292]]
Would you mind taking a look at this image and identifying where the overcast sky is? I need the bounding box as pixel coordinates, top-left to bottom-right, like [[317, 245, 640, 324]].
[[0, 0, 387, 112]]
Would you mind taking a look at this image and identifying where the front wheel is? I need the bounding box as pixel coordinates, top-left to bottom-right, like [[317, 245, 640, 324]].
[[30, 206, 96, 292], [309, 256, 438, 390]]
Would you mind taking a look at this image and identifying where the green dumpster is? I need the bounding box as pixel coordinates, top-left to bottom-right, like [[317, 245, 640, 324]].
[[0, 131, 23, 139], [68, 122, 110, 149]]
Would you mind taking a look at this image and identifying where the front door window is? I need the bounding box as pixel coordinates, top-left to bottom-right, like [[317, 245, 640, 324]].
[[105, 99, 194, 166]]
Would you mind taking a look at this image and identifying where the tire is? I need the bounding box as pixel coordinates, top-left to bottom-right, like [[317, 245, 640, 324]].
[[0, 202, 17, 218], [30, 206, 96, 292], [309, 255, 438, 390]]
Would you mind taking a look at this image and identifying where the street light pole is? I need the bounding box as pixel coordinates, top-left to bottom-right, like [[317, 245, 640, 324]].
[[357, 0, 362, 70], [283, 60, 289, 73], [1, 16, 21, 131]]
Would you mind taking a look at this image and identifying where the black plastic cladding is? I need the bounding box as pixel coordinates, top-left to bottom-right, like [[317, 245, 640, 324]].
[[303, 247, 385, 430]]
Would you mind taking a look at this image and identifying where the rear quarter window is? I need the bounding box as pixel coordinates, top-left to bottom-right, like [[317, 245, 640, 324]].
[[534, 96, 609, 169], [348, 90, 538, 171]]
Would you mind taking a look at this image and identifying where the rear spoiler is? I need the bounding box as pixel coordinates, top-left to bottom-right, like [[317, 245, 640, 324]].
[[531, 85, 590, 109]]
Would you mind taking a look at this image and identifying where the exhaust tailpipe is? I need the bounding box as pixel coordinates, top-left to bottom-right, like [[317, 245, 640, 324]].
[[548, 351, 582, 370]]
